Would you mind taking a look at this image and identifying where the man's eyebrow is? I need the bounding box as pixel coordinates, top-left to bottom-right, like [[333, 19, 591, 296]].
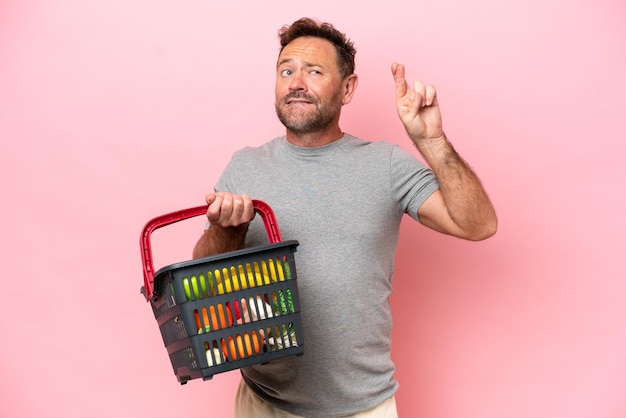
[[277, 58, 324, 68]]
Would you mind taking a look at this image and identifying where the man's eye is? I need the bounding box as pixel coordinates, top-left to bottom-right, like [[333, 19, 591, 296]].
[[311, 70, 320, 75], [281, 69, 292, 76]]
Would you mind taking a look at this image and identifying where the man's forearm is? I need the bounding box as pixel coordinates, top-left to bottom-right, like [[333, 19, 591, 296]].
[[416, 134, 497, 238], [192, 224, 249, 259]]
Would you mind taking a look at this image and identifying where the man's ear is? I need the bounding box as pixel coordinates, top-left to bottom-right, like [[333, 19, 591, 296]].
[[342, 74, 359, 105]]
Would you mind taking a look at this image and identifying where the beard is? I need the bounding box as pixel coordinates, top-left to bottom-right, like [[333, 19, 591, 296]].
[[275, 91, 342, 134]]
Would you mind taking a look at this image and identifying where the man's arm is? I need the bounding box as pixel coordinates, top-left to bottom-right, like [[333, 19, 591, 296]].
[[392, 62, 497, 241], [192, 192, 255, 259]]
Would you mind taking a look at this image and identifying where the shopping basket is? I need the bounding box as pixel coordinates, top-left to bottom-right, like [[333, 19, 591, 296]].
[[140, 200, 304, 384]]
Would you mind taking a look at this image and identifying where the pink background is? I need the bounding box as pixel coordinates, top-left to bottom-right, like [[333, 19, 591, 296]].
[[1, 0, 625, 417]]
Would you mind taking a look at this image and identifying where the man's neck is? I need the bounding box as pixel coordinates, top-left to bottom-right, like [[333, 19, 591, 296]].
[[285, 125, 344, 147]]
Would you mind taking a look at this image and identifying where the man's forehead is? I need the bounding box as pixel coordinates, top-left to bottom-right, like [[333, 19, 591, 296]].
[[277, 37, 337, 65]]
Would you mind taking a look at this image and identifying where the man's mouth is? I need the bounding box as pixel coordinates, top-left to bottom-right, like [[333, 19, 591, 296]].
[[287, 99, 312, 105], [285, 94, 314, 105]]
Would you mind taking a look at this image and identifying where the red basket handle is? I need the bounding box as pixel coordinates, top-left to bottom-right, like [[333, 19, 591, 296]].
[[140, 199, 282, 301]]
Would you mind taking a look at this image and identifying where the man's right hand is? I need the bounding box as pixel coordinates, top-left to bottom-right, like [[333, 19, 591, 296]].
[[193, 192, 255, 259], [205, 192, 255, 228]]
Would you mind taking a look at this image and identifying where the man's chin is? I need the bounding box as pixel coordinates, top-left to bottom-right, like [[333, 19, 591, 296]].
[[276, 107, 337, 134], [277, 114, 315, 132], [283, 123, 314, 134]]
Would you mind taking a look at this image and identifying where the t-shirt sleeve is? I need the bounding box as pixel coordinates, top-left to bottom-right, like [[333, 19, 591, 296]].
[[214, 149, 249, 193], [389, 144, 439, 223]]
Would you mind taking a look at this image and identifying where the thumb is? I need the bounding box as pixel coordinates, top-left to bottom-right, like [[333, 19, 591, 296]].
[[205, 193, 217, 205]]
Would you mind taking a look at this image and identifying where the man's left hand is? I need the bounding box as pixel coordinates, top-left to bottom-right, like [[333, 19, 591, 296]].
[[392, 62, 444, 144]]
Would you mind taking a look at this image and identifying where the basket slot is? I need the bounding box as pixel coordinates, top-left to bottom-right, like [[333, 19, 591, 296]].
[[169, 346, 201, 384], [200, 320, 300, 362], [193, 304, 234, 333], [187, 284, 299, 336], [175, 257, 293, 303], [265, 321, 299, 351], [159, 313, 188, 346]]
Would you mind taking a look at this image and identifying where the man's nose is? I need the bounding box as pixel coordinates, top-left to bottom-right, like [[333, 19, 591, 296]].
[[288, 71, 306, 91]]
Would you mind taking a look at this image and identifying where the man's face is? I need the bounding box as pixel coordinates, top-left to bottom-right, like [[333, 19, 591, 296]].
[[275, 37, 345, 134]]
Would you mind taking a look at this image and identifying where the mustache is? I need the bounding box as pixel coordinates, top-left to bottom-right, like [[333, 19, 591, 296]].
[[283, 92, 316, 103]]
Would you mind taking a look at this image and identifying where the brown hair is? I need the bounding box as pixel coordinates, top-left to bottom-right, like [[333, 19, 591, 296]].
[[278, 18, 356, 79]]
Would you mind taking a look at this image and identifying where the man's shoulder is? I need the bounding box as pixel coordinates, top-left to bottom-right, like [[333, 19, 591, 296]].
[[231, 136, 283, 158], [343, 134, 403, 155], [345, 133, 396, 147]]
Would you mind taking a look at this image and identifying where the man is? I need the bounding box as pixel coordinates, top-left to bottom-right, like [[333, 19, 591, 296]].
[[193, 18, 496, 418]]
